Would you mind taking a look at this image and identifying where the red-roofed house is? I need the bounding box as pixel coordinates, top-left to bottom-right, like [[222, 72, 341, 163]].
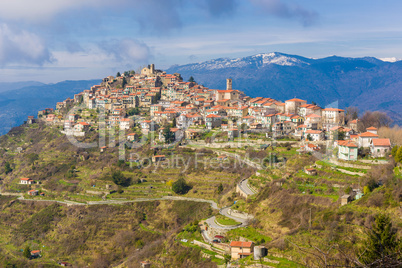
[[74, 122, 90, 132], [322, 108, 345, 131], [285, 98, 307, 114], [358, 132, 379, 148], [304, 130, 324, 141], [338, 140, 358, 161], [370, 138, 391, 158], [230, 241, 254, 259], [31, 250, 41, 257], [205, 114, 222, 129], [20, 178, 34, 184], [119, 118, 133, 130], [152, 155, 166, 162], [366, 126, 378, 135], [28, 190, 39, 196]]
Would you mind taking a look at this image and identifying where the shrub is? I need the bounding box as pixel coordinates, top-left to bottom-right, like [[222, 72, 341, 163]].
[[172, 178, 191, 195], [112, 170, 131, 187]]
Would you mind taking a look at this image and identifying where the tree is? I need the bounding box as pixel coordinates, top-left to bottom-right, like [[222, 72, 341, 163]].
[[111, 170, 131, 187], [171, 117, 177, 128], [122, 77, 127, 88], [307, 134, 313, 141], [172, 177, 191, 194], [23, 245, 31, 259], [360, 214, 401, 266], [155, 92, 161, 101], [116, 72, 121, 77], [391, 146, 399, 157], [332, 130, 345, 141], [346, 106, 359, 123], [395, 147, 402, 163], [127, 107, 139, 116], [188, 76, 195, 83], [163, 125, 175, 143], [358, 111, 392, 132], [217, 183, 223, 194], [4, 161, 12, 174]]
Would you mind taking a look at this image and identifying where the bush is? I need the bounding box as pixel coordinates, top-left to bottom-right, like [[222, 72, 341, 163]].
[[112, 170, 131, 187], [172, 178, 191, 195]]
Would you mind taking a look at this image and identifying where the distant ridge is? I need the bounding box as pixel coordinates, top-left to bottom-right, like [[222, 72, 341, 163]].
[[0, 79, 101, 135], [167, 52, 402, 125]]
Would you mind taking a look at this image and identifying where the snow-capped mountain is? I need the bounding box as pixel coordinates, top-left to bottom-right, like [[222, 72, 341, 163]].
[[172, 52, 311, 71], [166, 53, 402, 125]]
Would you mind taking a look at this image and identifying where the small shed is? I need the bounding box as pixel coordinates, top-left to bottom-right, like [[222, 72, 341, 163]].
[[152, 155, 166, 162], [341, 195, 352, 206], [28, 190, 39, 196], [31, 250, 41, 257], [305, 168, 317, 176], [141, 261, 151, 268]]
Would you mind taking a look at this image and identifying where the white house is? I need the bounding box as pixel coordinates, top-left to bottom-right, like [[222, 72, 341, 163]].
[[304, 130, 324, 141], [358, 132, 379, 148], [370, 139, 391, 158], [119, 118, 133, 130], [20, 178, 34, 184]]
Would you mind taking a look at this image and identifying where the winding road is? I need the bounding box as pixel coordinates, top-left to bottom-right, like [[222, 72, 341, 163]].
[[238, 179, 256, 196]]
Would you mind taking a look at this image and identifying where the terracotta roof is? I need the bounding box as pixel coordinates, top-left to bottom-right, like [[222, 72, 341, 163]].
[[305, 130, 322, 134], [20, 178, 32, 181], [359, 132, 379, 137], [337, 140, 358, 148], [286, 98, 306, 102], [230, 241, 253, 247], [330, 126, 344, 131], [206, 114, 221, 118], [366, 126, 378, 130], [323, 108, 345, 112], [372, 139, 391, 147], [306, 114, 321, 118]]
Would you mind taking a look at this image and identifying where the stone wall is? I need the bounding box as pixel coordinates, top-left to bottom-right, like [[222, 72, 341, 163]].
[[227, 208, 252, 220]]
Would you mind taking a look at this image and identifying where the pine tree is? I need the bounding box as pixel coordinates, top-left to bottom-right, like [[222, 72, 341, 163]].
[[360, 214, 401, 266], [217, 183, 223, 194], [23, 245, 31, 259]]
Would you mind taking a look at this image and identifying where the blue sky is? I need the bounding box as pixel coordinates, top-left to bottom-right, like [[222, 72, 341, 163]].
[[1, 0, 402, 83]]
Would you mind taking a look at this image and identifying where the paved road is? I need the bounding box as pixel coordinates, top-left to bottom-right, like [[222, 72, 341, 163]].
[[238, 179, 255, 196], [16, 195, 219, 209]]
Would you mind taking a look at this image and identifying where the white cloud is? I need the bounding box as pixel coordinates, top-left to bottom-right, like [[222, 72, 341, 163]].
[[0, 1, 112, 22], [0, 24, 52, 66], [100, 39, 151, 64]]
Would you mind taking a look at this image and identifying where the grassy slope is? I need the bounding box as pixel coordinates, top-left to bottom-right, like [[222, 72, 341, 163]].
[[0, 197, 216, 267]]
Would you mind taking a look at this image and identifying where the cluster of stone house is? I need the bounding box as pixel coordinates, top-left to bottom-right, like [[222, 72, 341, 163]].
[[30, 64, 393, 159], [334, 126, 392, 160]]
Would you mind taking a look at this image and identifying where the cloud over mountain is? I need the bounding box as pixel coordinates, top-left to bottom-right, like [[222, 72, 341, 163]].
[[0, 24, 52, 66]]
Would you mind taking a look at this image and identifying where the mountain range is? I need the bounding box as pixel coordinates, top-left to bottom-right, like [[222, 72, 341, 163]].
[[166, 52, 402, 125], [0, 80, 100, 135]]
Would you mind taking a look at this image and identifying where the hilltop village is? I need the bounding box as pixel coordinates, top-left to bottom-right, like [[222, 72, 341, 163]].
[[36, 64, 390, 160], [0, 64, 400, 267]]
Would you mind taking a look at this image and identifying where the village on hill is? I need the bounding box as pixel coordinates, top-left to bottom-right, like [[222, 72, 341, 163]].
[[1, 64, 400, 267], [34, 64, 391, 160]]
